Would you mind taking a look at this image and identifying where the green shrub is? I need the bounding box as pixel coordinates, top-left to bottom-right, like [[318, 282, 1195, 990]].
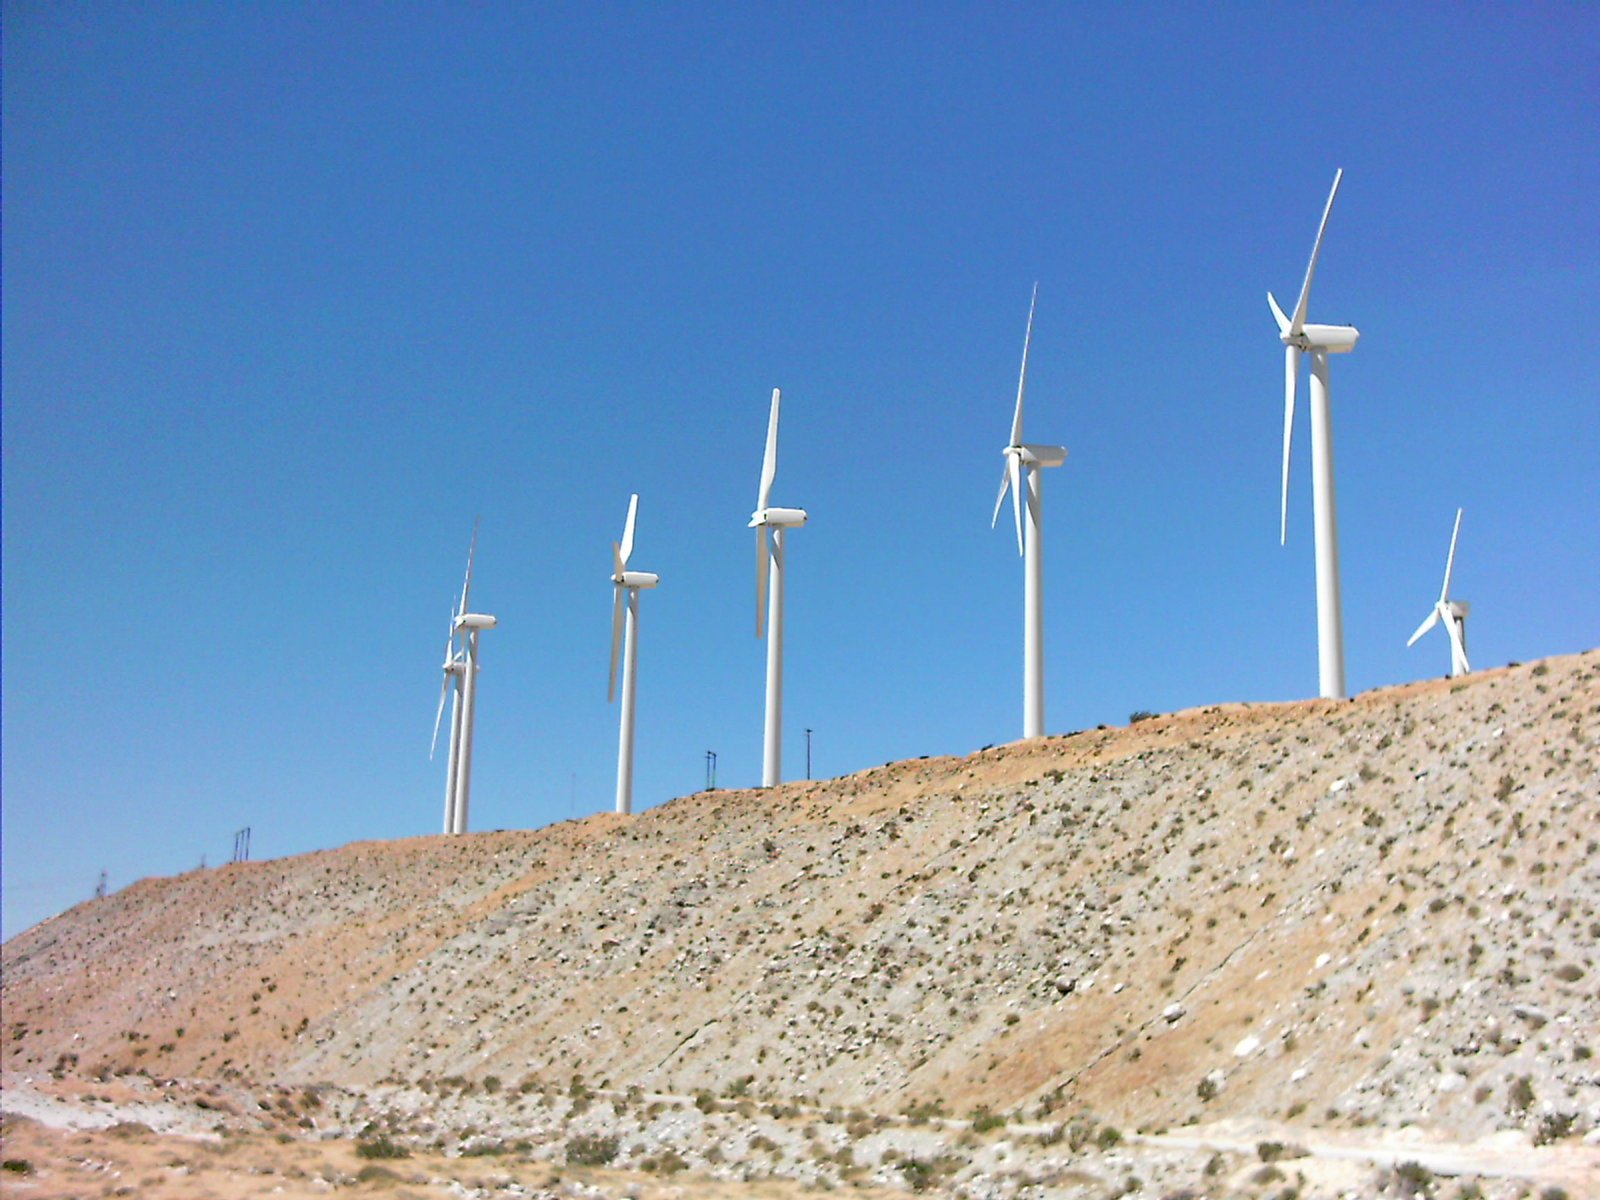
[[355, 1137, 410, 1160], [1, 1160, 34, 1176], [565, 1133, 619, 1166]]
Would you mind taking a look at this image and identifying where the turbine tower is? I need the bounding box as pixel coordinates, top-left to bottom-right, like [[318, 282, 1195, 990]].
[[609, 493, 659, 815], [430, 603, 467, 834], [991, 284, 1067, 740], [749, 388, 807, 787], [430, 525, 496, 834], [1272, 168, 1361, 701], [1406, 507, 1471, 677]]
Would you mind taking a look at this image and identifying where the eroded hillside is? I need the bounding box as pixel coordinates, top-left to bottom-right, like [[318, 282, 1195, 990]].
[[6, 653, 1597, 1149]]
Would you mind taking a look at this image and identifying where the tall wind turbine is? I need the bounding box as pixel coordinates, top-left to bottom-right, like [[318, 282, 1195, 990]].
[[1407, 507, 1471, 677], [608, 493, 659, 815], [749, 388, 807, 787], [431, 525, 496, 834], [430, 603, 467, 835], [991, 284, 1067, 740], [1272, 168, 1361, 701]]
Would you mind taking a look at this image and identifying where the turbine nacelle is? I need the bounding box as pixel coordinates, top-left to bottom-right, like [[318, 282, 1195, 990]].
[[455, 612, 497, 632], [613, 570, 659, 589], [1005, 443, 1068, 469], [750, 506, 808, 529], [1270, 293, 1360, 353]]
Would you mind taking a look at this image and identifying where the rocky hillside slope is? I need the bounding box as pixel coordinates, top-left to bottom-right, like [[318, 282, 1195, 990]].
[[5, 652, 1597, 1147]]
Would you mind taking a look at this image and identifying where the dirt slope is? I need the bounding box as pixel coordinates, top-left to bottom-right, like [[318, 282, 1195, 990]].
[[5, 652, 1597, 1149]]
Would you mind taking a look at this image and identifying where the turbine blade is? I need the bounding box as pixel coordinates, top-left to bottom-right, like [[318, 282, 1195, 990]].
[[1444, 611, 1470, 674], [1280, 345, 1298, 545], [1009, 455, 1025, 557], [612, 540, 624, 579], [1011, 283, 1037, 447], [755, 527, 769, 639], [1289, 168, 1343, 336], [991, 465, 1012, 529], [459, 516, 480, 617], [1440, 507, 1463, 602], [757, 388, 780, 511], [608, 584, 624, 703], [1267, 291, 1290, 336], [1406, 608, 1439, 648], [430, 671, 451, 759], [620, 493, 639, 566]]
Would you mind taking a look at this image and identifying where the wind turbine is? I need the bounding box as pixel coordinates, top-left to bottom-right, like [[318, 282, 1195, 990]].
[[991, 284, 1067, 740], [608, 493, 659, 815], [431, 524, 496, 834], [430, 604, 467, 835], [1271, 168, 1361, 701], [749, 388, 807, 787], [1406, 507, 1471, 677]]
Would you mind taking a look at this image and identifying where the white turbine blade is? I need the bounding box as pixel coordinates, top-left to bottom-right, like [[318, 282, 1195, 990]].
[[1267, 291, 1291, 336], [990, 465, 1012, 529], [1009, 455, 1025, 557], [1010, 283, 1037, 447], [1406, 607, 1440, 648], [757, 388, 780, 511], [459, 516, 480, 616], [620, 493, 639, 567], [1444, 611, 1470, 673], [612, 539, 625, 578], [430, 671, 451, 759], [1289, 168, 1343, 336], [1280, 344, 1299, 544], [755, 527, 769, 639], [608, 583, 624, 703], [1440, 507, 1463, 602]]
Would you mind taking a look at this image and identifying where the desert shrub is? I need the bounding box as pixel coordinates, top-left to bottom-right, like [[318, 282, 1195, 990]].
[[970, 1107, 1005, 1134], [565, 1133, 619, 1166], [1197, 1075, 1219, 1101], [355, 1163, 400, 1183], [1097, 1125, 1122, 1149], [1, 1160, 33, 1175], [1129, 710, 1157, 724], [482, 1074, 502, 1093], [1391, 1160, 1434, 1196], [1508, 1075, 1536, 1115], [355, 1136, 410, 1160], [1534, 1112, 1577, 1145]]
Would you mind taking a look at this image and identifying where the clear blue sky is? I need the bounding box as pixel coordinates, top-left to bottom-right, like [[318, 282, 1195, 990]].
[[4, 3, 1596, 938]]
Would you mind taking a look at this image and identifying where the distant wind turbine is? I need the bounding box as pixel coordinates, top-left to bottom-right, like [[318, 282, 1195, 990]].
[[749, 388, 807, 786], [991, 284, 1067, 740], [608, 493, 659, 815], [1406, 508, 1471, 677], [430, 524, 496, 834], [1271, 168, 1361, 701], [430, 602, 467, 834]]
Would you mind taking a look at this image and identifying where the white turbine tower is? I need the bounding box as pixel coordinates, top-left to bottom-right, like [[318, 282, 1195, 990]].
[[430, 525, 496, 834], [749, 388, 807, 787], [608, 493, 659, 816], [991, 284, 1067, 740], [1272, 168, 1361, 701], [1407, 507, 1471, 677], [430, 604, 467, 835]]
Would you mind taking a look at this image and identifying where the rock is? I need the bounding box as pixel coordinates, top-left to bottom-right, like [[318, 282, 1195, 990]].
[[1162, 1004, 1185, 1024], [1052, 977, 1076, 996], [1233, 1035, 1260, 1058]]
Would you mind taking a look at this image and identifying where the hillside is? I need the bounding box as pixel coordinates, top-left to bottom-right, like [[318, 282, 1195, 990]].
[[4, 651, 1597, 1196]]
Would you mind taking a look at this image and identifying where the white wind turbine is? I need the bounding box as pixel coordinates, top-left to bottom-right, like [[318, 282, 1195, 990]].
[[1407, 507, 1471, 677], [608, 493, 659, 815], [991, 284, 1067, 740], [749, 388, 807, 787], [430, 525, 496, 834], [430, 603, 467, 835], [1272, 168, 1361, 701]]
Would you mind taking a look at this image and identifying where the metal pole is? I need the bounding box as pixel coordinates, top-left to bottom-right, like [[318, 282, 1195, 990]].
[[805, 728, 812, 780]]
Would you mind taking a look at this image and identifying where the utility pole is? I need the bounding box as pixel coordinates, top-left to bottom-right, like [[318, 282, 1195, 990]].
[[94, 870, 107, 900], [805, 728, 813, 780], [705, 750, 717, 791], [231, 827, 252, 863]]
